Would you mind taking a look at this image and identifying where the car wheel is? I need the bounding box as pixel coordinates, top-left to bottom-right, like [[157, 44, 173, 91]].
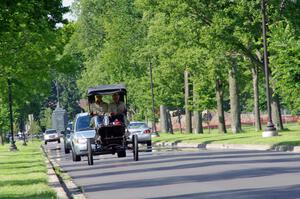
[[45, 141, 47, 145], [58, 139, 61, 143], [64, 146, 70, 154], [117, 150, 126, 158], [72, 149, 81, 162], [147, 141, 152, 152]]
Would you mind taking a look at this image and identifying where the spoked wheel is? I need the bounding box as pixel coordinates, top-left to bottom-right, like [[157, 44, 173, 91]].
[[132, 135, 139, 161], [87, 138, 94, 165]]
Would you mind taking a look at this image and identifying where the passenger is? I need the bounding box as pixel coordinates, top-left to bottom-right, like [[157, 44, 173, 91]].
[[90, 95, 108, 115], [108, 93, 127, 124], [108, 93, 126, 115]]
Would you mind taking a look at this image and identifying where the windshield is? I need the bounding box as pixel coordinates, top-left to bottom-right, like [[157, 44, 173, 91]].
[[128, 123, 148, 129], [67, 123, 73, 130], [45, 130, 56, 134], [76, 115, 92, 131]]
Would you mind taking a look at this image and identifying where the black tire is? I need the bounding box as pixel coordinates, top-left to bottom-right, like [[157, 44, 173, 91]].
[[64, 146, 70, 154], [147, 141, 152, 152], [72, 149, 81, 162], [87, 138, 94, 165], [45, 141, 47, 145], [58, 139, 61, 143], [117, 150, 126, 158], [133, 135, 139, 161]]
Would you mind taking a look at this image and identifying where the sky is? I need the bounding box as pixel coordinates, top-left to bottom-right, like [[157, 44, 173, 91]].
[[63, 0, 76, 21]]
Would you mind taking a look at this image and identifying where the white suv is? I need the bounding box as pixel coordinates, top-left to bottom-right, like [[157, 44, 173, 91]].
[[44, 129, 60, 145]]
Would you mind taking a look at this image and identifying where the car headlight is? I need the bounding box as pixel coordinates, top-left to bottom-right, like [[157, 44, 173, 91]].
[[76, 138, 87, 144]]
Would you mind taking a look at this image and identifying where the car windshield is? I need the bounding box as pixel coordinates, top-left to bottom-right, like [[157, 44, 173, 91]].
[[45, 130, 56, 134], [128, 123, 148, 129], [76, 115, 92, 131], [67, 123, 73, 130]]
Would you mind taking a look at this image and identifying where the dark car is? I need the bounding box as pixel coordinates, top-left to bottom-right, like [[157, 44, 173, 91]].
[[63, 122, 73, 154]]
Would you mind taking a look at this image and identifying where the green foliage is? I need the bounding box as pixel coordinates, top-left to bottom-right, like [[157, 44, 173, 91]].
[[28, 120, 41, 134], [69, 0, 300, 123], [40, 108, 53, 130], [0, 0, 70, 132], [269, 22, 300, 113]]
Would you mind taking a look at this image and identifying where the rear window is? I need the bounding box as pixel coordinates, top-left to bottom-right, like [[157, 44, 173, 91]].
[[128, 123, 148, 129], [76, 115, 92, 131], [45, 130, 57, 134]]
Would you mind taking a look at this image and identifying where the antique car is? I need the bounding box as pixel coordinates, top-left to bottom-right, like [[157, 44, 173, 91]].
[[73, 84, 139, 165]]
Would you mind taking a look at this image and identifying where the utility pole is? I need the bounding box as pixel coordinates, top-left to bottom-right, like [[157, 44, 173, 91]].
[[149, 61, 157, 134]]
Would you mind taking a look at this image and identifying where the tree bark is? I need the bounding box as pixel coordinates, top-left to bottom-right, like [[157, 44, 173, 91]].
[[251, 65, 262, 131], [272, 94, 284, 130], [229, 59, 241, 133], [0, 133, 4, 145], [166, 109, 173, 134], [216, 79, 227, 133], [194, 111, 203, 134], [184, 70, 192, 133], [160, 105, 168, 133], [193, 82, 203, 134]]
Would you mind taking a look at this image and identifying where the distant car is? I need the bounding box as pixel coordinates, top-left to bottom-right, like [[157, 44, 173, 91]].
[[127, 121, 152, 148], [70, 113, 95, 162], [44, 129, 60, 145], [63, 122, 73, 154]]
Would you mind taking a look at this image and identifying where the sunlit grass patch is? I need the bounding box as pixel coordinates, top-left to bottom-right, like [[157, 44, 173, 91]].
[[0, 141, 56, 199], [153, 123, 300, 146]]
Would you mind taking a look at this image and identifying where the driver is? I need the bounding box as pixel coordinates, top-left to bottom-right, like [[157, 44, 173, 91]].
[[90, 95, 108, 115]]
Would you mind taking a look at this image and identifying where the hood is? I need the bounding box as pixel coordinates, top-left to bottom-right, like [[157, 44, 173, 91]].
[[75, 130, 96, 139]]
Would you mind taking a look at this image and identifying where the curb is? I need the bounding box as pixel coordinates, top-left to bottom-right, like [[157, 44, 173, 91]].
[[45, 158, 68, 199], [154, 141, 300, 152], [41, 145, 87, 199]]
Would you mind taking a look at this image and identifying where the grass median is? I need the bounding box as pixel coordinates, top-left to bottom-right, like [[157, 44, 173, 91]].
[[153, 123, 300, 146], [0, 140, 56, 199]]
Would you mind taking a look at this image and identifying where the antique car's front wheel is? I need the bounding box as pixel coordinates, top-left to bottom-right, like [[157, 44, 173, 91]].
[[87, 138, 94, 165], [133, 135, 139, 161]]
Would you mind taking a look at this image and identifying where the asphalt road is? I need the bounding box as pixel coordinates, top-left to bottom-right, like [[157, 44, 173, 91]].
[[45, 142, 300, 199]]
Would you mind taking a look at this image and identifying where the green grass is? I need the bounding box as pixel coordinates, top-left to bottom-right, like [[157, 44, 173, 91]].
[[153, 123, 300, 146], [0, 141, 56, 199]]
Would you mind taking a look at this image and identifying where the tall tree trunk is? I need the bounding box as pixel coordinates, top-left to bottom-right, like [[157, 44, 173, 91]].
[[251, 65, 262, 131], [177, 107, 183, 133], [229, 59, 241, 133], [166, 109, 173, 134], [160, 105, 167, 133], [269, 72, 284, 131], [193, 82, 203, 134], [184, 70, 192, 133], [0, 132, 4, 145], [272, 94, 284, 130], [216, 79, 227, 133], [194, 111, 203, 134]]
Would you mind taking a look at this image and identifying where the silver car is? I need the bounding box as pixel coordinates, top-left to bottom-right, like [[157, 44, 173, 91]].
[[70, 113, 96, 162], [44, 129, 60, 145], [127, 121, 152, 148]]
